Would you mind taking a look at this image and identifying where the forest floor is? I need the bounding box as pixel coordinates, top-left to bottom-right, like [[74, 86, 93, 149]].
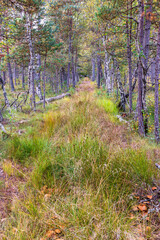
[[0, 79, 160, 240]]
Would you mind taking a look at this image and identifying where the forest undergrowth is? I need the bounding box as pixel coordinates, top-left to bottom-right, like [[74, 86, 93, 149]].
[[0, 79, 160, 240]]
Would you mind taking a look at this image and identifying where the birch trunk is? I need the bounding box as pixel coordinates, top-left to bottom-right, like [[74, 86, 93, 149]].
[[26, 12, 36, 111]]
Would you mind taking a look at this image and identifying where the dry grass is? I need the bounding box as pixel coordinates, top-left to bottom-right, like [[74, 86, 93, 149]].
[[0, 80, 159, 240]]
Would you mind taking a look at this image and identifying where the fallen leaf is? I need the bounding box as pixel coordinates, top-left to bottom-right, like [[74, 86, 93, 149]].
[[44, 194, 51, 201], [132, 205, 138, 212], [134, 196, 140, 199], [55, 229, 62, 234], [146, 195, 152, 199], [143, 201, 150, 204], [137, 204, 148, 212], [152, 187, 157, 191], [46, 230, 55, 238]]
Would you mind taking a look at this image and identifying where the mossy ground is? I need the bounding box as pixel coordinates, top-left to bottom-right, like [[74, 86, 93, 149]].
[[0, 79, 160, 240]]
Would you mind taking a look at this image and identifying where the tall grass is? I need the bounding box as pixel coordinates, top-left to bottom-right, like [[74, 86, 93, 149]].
[[2, 86, 158, 240]]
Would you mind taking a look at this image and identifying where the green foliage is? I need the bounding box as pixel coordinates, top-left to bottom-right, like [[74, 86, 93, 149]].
[[8, 136, 50, 164], [97, 98, 118, 115]]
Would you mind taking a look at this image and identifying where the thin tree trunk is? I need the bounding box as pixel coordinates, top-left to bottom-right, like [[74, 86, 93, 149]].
[[154, 22, 160, 143], [22, 65, 25, 89], [116, 61, 126, 112], [26, 12, 36, 111], [0, 109, 3, 122], [137, 0, 145, 136], [92, 54, 96, 81], [14, 62, 17, 86], [3, 71, 6, 84], [67, 28, 72, 90], [0, 76, 11, 113], [7, 47, 15, 91], [43, 56, 47, 109], [55, 66, 59, 94], [97, 53, 101, 89], [104, 50, 111, 93], [72, 48, 75, 88], [126, 0, 132, 113]]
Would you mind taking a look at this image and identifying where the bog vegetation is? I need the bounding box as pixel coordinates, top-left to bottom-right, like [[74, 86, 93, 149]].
[[0, 0, 160, 239]]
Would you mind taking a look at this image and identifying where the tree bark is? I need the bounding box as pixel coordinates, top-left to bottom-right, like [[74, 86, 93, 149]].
[[97, 53, 101, 89], [7, 47, 15, 91], [91, 54, 96, 82], [137, 0, 145, 136], [36, 93, 71, 105], [126, 0, 132, 113], [22, 65, 25, 89], [26, 12, 36, 111], [154, 22, 160, 143], [43, 56, 47, 109]]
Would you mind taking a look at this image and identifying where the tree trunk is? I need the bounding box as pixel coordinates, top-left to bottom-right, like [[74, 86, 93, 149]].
[[137, 0, 145, 136], [116, 61, 126, 112], [55, 66, 59, 94], [67, 27, 72, 90], [26, 12, 36, 111], [14, 62, 17, 86], [92, 54, 96, 81], [3, 71, 6, 84], [0, 109, 3, 122], [104, 50, 111, 93], [43, 56, 47, 109], [154, 22, 160, 143], [72, 49, 75, 88], [0, 76, 11, 113], [22, 65, 25, 89], [97, 53, 101, 89], [7, 48, 15, 92], [126, 0, 132, 113]]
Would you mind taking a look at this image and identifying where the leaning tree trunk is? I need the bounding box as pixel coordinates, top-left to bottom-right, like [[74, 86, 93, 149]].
[[154, 22, 160, 143]]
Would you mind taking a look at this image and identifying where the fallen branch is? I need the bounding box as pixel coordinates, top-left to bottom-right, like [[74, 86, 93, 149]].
[[36, 93, 71, 105]]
